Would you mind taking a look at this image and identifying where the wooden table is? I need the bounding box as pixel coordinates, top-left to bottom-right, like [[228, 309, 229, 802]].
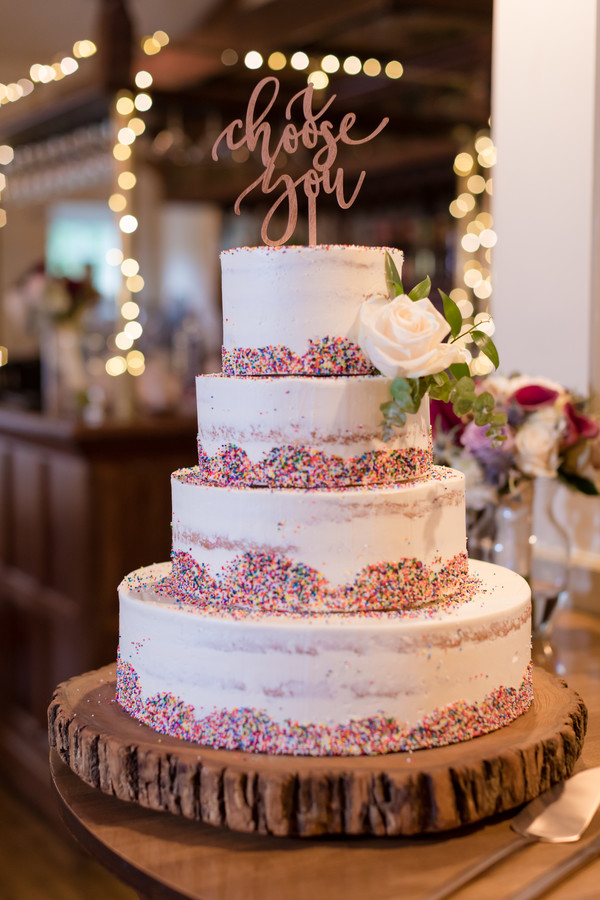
[[50, 608, 600, 900]]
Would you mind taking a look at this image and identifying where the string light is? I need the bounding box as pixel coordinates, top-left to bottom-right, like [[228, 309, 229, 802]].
[[244, 51, 263, 70], [268, 52, 286, 71], [343, 56, 362, 75], [363, 58, 382, 77], [105, 29, 170, 375], [307, 71, 328, 90], [449, 131, 497, 375], [223, 47, 404, 81]]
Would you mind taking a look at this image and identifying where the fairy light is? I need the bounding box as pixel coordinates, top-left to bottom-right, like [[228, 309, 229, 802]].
[[105, 356, 127, 376], [449, 130, 497, 338], [363, 58, 381, 77], [127, 350, 145, 375], [125, 274, 144, 292], [307, 71, 328, 90], [105, 29, 170, 374], [106, 248, 123, 266], [343, 56, 362, 75], [115, 332, 134, 350], [385, 60, 403, 79], [117, 171, 136, 190], [134, 93, 152, 112], [121, 258, 139, 277], [109, 193, 127, 212], [221, 49, 238, 66], [268, 52, 286, 71], [221, 47, 404, 81], [116, 96, 135, 116], [321, 54, 340, 73], [244, 51, 263, 70], [124, 320, 143, 339], [121, 301, 140, 320], [134, 70, 153, 89], [290, 51, 309, 71]]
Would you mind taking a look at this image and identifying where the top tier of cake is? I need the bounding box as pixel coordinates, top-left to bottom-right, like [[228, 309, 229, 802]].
[[221, 244, 403, 376]]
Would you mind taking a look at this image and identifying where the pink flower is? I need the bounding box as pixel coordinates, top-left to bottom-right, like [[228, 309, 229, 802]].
[[562, 402, 600, 448], [429, 398, 463, 438], [511, 384, 559, 410]]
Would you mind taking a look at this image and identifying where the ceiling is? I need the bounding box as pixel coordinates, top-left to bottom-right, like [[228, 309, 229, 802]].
[[0, 0, 493, 209]]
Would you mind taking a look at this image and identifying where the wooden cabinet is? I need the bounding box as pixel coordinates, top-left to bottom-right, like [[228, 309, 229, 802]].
[[0, 408, 196, 812]]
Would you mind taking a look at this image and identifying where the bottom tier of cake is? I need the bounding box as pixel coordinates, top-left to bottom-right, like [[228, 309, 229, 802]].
[[117, 560, 532, 757]]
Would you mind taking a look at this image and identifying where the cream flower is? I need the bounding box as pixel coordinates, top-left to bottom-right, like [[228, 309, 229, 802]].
[[514, 408, 562, 477], [358, 293, 466, 378]]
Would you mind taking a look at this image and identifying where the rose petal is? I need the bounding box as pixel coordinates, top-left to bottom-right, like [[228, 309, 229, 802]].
[[511, 384, 559, 409], [562, 401, 600, 447]]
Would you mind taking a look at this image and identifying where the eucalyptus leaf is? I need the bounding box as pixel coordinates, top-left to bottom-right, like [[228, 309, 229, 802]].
[[408, 276, 431, 302], [452, 376, 475, 398], [439, 290, 463, 338], [385, 251, 403, 297], [390, 377, 412, 403], [449, 362, 471, 380], [471, 330, 500, 369], [452, 396, 473, 417], [473, 391, 495, 415], [428, 380, 453, 402]]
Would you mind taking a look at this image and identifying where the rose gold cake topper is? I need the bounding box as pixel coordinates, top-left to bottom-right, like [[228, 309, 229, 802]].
[[212, 76, 388, 246]]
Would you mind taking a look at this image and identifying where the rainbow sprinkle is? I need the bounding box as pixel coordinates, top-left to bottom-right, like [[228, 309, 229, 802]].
[[222, 337, 375, 376], [168, 549, 469, 614], [116, 657, 534, 756], [196, 443, 432, 488]]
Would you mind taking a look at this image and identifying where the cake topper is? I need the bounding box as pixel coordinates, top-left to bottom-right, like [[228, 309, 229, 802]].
[[212, 76, 388, 246]]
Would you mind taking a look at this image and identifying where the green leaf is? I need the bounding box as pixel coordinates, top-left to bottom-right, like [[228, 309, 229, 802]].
[[471, 330, 500, 370], [390, 377, 412, 403], [452, 376, 475, 399], [451, 393, 473, 417], [408, 276, 431, 302], [473, 391, 495, 419], [428, 380, 453, 402], [449, 362, 471, 380], [385, 251, 403, 297], [439, 289, 463, 338], [487, 427, 507, 448], [557, 467, 600, 496]]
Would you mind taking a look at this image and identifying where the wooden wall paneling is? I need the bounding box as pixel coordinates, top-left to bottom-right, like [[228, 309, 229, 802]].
[[12, 443, 49, 582], [0, 410, 196, 813]]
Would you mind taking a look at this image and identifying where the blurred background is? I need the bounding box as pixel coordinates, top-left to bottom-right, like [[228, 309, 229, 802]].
[[1, 1, 599, 895]]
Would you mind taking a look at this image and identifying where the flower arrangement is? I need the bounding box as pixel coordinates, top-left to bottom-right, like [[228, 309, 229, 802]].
[[432, 374, 600, 504], [357, 252, 507, 442]]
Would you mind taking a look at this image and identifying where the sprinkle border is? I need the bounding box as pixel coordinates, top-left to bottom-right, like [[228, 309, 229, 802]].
[[116, 657, 533, 756], [195, 443, 432, 488], [167, 549, 470, 614], [222, 337, 375, 376]]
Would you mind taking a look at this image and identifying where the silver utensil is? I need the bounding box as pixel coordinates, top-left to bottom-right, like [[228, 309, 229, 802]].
[[507, 832, 600, 900], [425, 767, 600, 900]]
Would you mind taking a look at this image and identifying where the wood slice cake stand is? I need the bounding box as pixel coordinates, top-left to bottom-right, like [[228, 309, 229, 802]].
[[48, 664, 587, 838]]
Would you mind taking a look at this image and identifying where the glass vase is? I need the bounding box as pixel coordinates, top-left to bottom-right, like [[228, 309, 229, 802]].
[[468, 478, 570, 667]]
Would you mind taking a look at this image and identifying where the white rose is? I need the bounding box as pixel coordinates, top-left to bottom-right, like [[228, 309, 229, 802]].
[[358, 293, 466, 378], [514, 409, 561, 477]]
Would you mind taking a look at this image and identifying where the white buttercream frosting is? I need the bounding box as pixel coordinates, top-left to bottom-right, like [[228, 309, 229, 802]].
[[118, 560, 531, 732], [221, 244, 404, 356], [171, 466, 466, 586]]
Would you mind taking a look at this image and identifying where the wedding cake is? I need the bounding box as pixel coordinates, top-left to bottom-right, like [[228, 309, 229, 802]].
[[116, 244, 532, 756]]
